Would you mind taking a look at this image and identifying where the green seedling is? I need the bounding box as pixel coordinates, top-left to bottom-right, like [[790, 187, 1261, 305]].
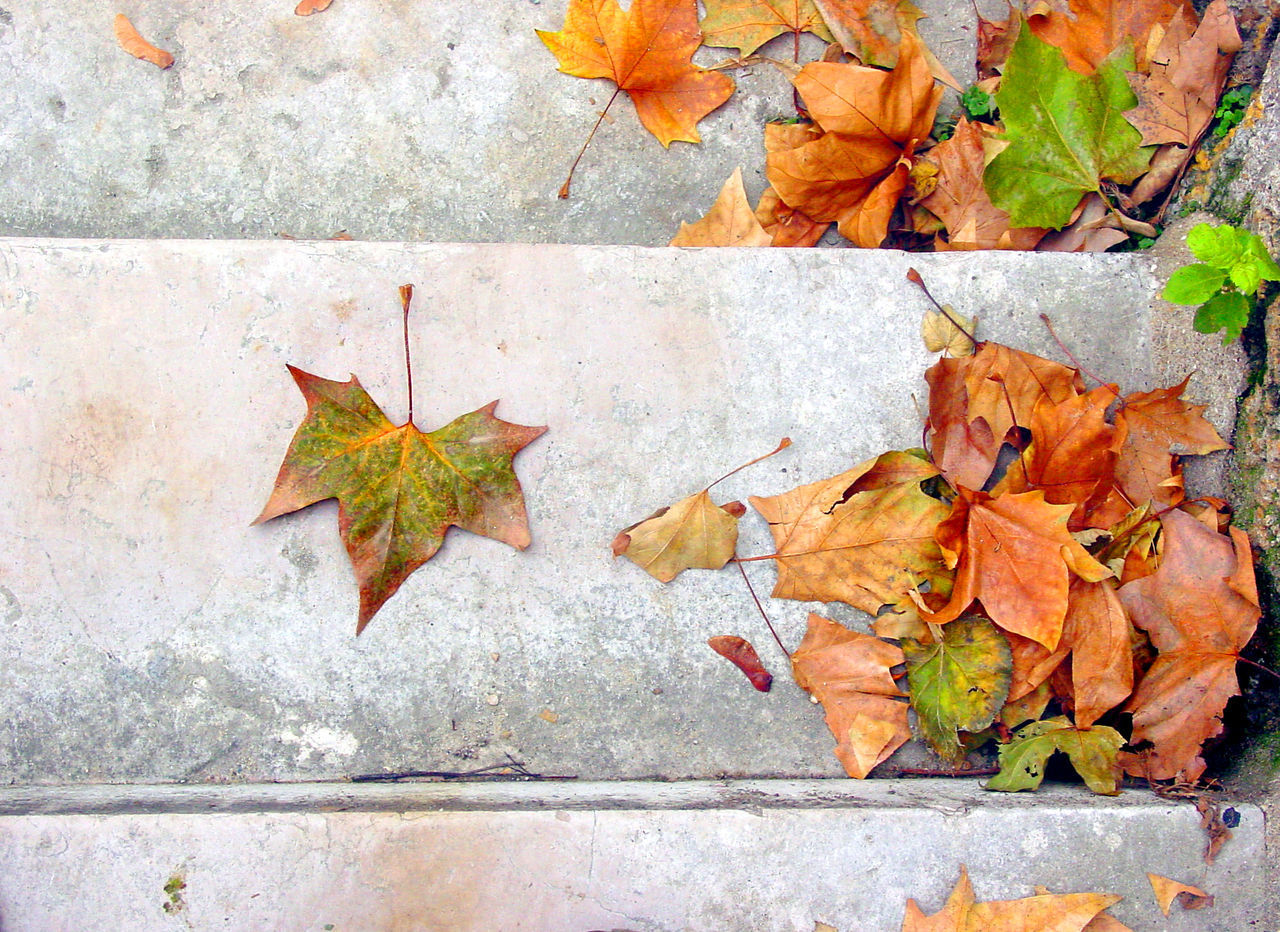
[[1162, 222, 1280, 343], [960, 85, 995, 119], [1212, 84, 1252, 138]]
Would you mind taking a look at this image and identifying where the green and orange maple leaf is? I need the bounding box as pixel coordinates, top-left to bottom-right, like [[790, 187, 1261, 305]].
[[255, 366, 546, 634]]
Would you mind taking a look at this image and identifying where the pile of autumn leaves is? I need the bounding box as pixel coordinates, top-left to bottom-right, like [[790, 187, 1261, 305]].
[[540, 0, 1242, 252], [614, 309, 1260, 792]]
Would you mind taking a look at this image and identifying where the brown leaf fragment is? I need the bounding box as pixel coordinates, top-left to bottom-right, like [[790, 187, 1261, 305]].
[[614, 490, 742, 582], [671, 168, 773, 246], [1127, 143, 1187, 206], [755, 187, 829, 246], [976, 1, 1020, 78], [1114, 377, 1228, 509], [295, 0, 335, 15], [791, 613, 910, 778], [1124, 0, 1240, 147], [1194, 793, 1233, 863], [1063, 577, 1134, 727], [708, 635, 773, 691], [114, 14, 174, 69], [1035, 194, 1129, 253], [920, 119, 1046, 251], [901, 865, 1123, 931], [1119, 509, 1260, 781], [1147, 874, 1213, 915]]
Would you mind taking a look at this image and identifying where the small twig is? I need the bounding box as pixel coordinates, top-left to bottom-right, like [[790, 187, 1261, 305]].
[[707, 438, 792, 492], [1239, 656, 1280, 682], [399, 284, 415, 424], [559, 86, 622, 198], [1038, 313, 1117, 393], [351, 756, 578, 783], [879, 765, 1001, 777], [906, 268, 979, 349], [736, 559, 790, 657]]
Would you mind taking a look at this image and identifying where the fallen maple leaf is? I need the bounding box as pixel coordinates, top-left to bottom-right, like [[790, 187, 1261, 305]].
[[1147, 873, 1214, 915], [754, 187, 829, 246], [1062, 577, 1134, 727], [902, 615, 1012, 763], [791, 613, 911, 778], [1025, 0, 1197, 76], [902, 865, 1123, 931], [670, 168, 773, 246], [749, 451, 949, 615], [986, 715, 1124, 794], [765, 33, 941, 246], [1124, 0, 1240, 147], [975, 1, 1019, 79], [114, 14, 174, 69], [708, 635, 773, 691], [814, 0, 960, 88], [295, 0, 335, 15], [1113, 376, 1228, 508], [923, 489, 1111, 650], [537, 0, 735, 186], [1118, 509, 1260, 781], [984, 30, 1152, 230], [918, 118, 1046, 251], [699, 0, 832, 57], [255, 367, 546, 633]]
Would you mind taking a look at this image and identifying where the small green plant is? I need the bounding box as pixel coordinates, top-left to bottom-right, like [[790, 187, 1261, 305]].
[[1162, 222, 1280, 343], [1212, 84, 1253, 138], [960, 85, 995, 119]]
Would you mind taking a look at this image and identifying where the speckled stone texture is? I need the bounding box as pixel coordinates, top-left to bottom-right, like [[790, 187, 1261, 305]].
[[1, 239, 1162, 784]]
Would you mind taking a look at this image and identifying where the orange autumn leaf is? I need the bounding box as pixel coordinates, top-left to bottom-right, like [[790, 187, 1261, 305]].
[[1118, 510, 1260, 781], [901, 865, 1123, 931], [814, 0, 961, 88], [670, 168, 773, 246], [750, 451, 949, 615], [919, 118, 1046, 251], [1147, 873, 1214, 915], [113, 14, 174, 69], [791, 613, 910, 778], [295, 0, 335, 15], [1062, 577, 1134, 727], [1124, 0, 1240, 147], [708, 635, 773, 691], [1005, 631, 1069, 702], [1025, 0, 1197, 75], [765, 32, 941, 247], [537, 0, 735, 147], [755, 188, 829, 246], [923, 489, 1110, 650], [1114, 376, 1228, 509]]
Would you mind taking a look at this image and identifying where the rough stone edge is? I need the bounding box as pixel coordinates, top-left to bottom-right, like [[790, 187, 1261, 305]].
[[0, 778, 1264, 819]]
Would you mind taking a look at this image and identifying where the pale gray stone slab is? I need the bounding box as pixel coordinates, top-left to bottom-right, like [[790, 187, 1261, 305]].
[[1, 240, 1159, 783], [0, 780, 1266, 930], [0, 0, 997, 244]]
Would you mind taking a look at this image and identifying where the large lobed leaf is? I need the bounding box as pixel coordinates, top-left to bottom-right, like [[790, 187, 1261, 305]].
[[984, 29, 1152, 230], [699, 0, 832, 57], [255, 367, 546, 633], [902, 865, 1123, 931]]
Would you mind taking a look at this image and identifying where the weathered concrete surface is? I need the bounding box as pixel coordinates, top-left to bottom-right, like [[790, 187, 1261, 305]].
[[0, 780, 1267, 930], [0, 0, 992, 245], [1, 239, 1164, 784]]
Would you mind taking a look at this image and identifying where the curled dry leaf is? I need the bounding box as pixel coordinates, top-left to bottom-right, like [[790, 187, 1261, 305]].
[[670, 168, 772, 247], [708, 635, 773, 691], [295, 0, 335, 15], [901, 865, 1123, 931], [114, 14, 174, 69], [613, 492, 745, 582], [791, 613, 910, 778], [1147, 874, 1213, 915]]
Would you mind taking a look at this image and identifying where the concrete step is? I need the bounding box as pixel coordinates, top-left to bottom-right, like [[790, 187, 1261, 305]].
[[0, 780, 1267, 930], [0, 238, 1180, 785], [1, 0, 986, 244]]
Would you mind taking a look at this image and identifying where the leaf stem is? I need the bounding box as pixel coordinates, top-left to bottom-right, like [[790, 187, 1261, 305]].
[[906, 268, 979, 349], [400, 284, 415, 425], [707, 437, 792, 492], [1038, 313, 1116, 392], [736, 559, 790, 657], [1239, 656, 1280, 682], [559, 86, 622, 199]]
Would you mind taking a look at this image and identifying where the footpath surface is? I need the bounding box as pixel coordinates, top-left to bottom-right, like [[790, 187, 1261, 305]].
[[1, 0, 1278, 929]]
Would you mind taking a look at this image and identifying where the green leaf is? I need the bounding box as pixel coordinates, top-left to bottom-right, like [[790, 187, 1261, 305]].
[[1194, 291, 1252, 344], [1186, 223, 1245, 269], [1244, 233, 1280, 281], [985, 716, 1124, 795], [255, 366, 547, 634], [902, 616, 1012, 764], [1229, 258, 1263, 295], [984, 32, 1151, 229], [1162, 264, 1227, 305], [960, 86, 994, 118]]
